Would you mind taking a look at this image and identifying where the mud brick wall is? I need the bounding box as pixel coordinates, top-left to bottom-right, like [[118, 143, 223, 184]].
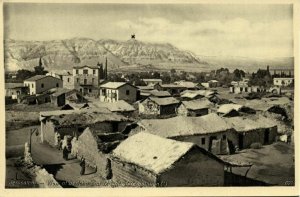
[[110, 158, 157, 187], [71, 132, 108, 178]]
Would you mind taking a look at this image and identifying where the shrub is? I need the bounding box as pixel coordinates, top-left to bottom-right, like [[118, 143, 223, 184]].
[[250, 142, 262, 149]]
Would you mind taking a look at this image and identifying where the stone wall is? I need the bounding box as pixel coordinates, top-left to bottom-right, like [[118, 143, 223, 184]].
[[23, 142, 62, 188]]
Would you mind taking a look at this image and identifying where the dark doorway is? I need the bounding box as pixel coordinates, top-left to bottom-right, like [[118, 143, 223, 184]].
[[112, 122, 118, 132], [209, 136, 217, 151], [264, 129, 270, 144], [238, 134, 244, 149]]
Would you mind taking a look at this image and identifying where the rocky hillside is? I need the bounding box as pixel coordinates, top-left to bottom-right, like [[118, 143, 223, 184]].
[[4, 37, 202, 71]]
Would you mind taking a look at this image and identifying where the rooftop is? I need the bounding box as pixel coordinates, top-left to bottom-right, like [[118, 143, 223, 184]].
[[112, 132, 194, 174], [217, 104, 244, 114], [40, 108, 129, 126], [142, 79, 162, 82], [181, 90, 216, 98], [225, 115, 277, 132], [90, 100, 135, 112], [147, 97, 180, 106], [73, 65, 99, 69], [24, 75, 47, 82], [174, 81, 198, 88], [181, 98, 213, 110], [100, 82, 134, 89], [51, 88, 76, 97], [149, 90, 171, 97], [138, 113, 233, 138]]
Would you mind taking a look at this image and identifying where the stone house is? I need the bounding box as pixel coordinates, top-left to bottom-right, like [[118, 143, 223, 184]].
[[5, 83, 28, 99], [71, 127, 127, 178], [225, 116, 278, 149], [39, 109, 131, 147], [50, 88, 83, 107], [110, 132, 225, 186], [138, 97, 180, 116], [100, 82, 138, 103], [132, 113, 236, 154], [177, 98, 213, 117], [24, 75, 63, 95]]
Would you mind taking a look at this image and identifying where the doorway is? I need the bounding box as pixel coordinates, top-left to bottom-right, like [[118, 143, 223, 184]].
[[238, 134, 244, 149], [264, 129, 270, 144], [209, 136, 217, 151]]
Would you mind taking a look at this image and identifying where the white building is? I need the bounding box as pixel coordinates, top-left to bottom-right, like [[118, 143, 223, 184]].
[[24, 75, 63, 95], [273, 78, 294, 87]]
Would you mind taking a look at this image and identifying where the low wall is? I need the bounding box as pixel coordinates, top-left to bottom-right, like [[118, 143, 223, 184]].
[[23, 142, 62, 188]]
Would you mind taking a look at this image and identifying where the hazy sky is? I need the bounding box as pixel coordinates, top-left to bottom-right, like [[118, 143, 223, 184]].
[[4, 3, 293, 58]]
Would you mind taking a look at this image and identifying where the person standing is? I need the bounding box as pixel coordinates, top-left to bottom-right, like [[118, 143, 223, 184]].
[[80, 157, 85, 175], [63, 146, 68, 160]]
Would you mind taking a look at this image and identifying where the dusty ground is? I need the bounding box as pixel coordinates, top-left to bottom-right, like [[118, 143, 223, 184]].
[[5, 103, 61, 130], [220, 142, 295, 186]]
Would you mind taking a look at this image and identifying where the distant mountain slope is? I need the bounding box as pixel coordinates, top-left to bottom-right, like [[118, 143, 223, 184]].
[[4, 38, 202, 72], [98, 38, 202, 65]]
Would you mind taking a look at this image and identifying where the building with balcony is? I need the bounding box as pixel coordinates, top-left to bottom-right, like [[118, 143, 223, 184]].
[[63, 60, 107, 96], [100, 82, 137, 103]]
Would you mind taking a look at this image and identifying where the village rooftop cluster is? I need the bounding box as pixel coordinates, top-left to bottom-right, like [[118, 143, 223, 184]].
[[5, 56, 294, 187]]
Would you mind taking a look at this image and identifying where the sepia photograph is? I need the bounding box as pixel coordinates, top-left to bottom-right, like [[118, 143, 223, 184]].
[[1, 0, 298, 195]]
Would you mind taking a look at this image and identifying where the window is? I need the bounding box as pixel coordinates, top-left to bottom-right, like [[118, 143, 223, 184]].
[[201, 138, 205, 145], [92, 78, 94, 84], [84, 79, 87, 85], [93, 69, 96, 75], [126, 90, 130, 95], [32, 84, 34, 88], [67, 78, 70, 82], [89, 89, 92, 93], [41, 83, 44, 88], [56, 83, 59, 87], [77, 78, 79, 83], [83, 69, 88, 74], [76, 69, 79, 74]]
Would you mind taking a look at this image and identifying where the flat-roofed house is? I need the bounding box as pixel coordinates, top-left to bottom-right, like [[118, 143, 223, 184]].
[[132, 113, 236, 154], [110, 132, 225, 186], [225, 115, 278, 149], [139, 97, 180, 116], [177, 98, 213, 117], [24, 75, 63, 95], [100, 82, 137, 103]]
